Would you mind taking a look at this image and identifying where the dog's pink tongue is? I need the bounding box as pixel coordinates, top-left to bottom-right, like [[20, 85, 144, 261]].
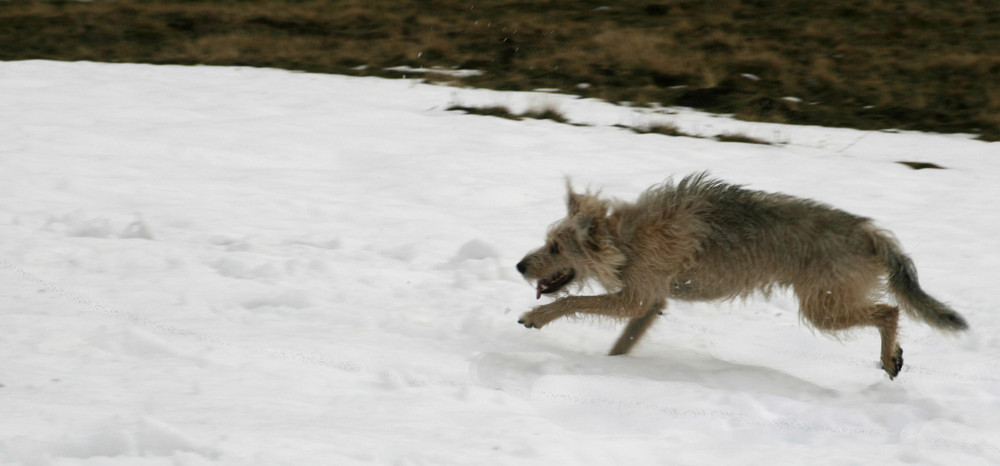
[[536, 285, 543, 300]]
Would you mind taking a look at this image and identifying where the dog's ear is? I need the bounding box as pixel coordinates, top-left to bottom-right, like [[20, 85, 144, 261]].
[[566, 178, 582, 216]]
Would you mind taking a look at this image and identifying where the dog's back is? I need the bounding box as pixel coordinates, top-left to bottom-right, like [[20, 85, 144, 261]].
[[615, 173, 879, 302]]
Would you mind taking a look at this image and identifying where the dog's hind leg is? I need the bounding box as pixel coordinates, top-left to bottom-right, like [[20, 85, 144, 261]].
[[799, 288, 903, 379], [870, 304, 903, 379], [609, 299, 665, 356]]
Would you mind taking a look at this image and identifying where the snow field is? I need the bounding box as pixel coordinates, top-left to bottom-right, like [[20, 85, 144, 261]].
[[1, 61, 998, 465]]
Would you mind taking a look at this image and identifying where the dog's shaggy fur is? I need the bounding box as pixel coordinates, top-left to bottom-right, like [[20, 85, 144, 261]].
[[516, 173, 967, 379]]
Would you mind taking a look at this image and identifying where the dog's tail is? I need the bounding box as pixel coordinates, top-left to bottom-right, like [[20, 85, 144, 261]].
[[872, 230, 968, 331]]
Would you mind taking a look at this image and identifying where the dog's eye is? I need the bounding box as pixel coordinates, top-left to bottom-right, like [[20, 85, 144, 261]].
[[549, 243, 560, 255]]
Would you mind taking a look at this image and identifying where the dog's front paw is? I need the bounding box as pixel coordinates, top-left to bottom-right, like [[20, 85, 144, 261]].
[[518, 306, 557, 329], [517, 312, 542, 329]]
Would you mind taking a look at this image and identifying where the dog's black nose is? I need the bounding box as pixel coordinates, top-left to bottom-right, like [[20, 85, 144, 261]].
[[516, 260, 527, 275]]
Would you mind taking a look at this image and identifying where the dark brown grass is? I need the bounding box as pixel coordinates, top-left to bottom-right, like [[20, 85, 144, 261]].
[[3, 0, 999, 140], [633, 122, 687, 137], [715, 132, 773, 145], [447, 104, 570, 123]]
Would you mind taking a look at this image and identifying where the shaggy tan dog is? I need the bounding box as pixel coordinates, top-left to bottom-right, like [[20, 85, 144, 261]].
[[516, 173, 967, 379]]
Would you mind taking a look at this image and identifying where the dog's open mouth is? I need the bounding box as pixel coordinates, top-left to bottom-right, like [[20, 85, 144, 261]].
[[535, 269, 575, 299]]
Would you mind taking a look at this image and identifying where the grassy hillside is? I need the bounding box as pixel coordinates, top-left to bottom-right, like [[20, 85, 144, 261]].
[[3, 0, 999, 140]]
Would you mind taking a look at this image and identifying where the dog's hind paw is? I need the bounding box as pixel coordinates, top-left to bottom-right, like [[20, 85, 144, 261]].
[[881, 346, 904, 380]]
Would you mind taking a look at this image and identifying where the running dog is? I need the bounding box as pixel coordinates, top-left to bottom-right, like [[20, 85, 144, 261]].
[[515, 173, 967, 379]]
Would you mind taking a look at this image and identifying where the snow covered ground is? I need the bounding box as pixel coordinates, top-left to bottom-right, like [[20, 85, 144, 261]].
[[1, 60, 998, 465]]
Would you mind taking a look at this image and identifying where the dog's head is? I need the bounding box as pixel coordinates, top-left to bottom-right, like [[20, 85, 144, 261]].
[[516, 181, 626, 299]]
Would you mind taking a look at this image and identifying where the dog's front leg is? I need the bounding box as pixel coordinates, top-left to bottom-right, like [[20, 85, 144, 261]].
[[608, 298, 666, 356], [518, 291, 646, 329]]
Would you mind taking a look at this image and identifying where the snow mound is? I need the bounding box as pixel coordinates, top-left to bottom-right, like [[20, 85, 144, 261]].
[[453, 238, 501, 262]]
